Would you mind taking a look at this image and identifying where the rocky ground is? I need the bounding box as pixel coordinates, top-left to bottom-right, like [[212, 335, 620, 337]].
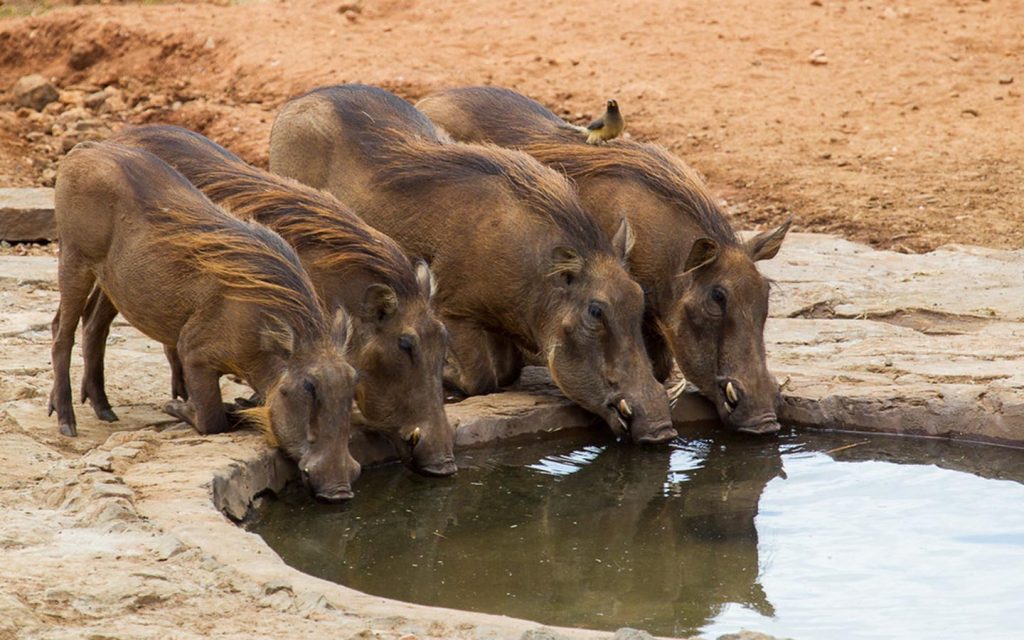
[[0, 0, 1023, 252], [1, 233, 1021, 639]]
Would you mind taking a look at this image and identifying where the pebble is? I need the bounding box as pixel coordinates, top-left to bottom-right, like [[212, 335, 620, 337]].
[[809, 49, 828, 65], [998, 76, 1014, 85]]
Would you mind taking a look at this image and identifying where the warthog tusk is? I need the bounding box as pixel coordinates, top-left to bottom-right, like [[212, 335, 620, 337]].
[[409, 427, 422, 446], [725, 381, 739, 406], [617, 415, 630, 433], [617, 398, 633, 419], [667, 377, 688, 408]]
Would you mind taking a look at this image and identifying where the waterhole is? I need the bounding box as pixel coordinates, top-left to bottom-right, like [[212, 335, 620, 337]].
[[248, 427, 1024, 639]]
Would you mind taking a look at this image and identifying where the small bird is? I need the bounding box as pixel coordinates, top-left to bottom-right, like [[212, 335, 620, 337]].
[[585, 99, 624, 144]]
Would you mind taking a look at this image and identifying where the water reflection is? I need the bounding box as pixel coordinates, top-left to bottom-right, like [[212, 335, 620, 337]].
[[254, 428, 787, 635], [250, 428, 1024, 638]]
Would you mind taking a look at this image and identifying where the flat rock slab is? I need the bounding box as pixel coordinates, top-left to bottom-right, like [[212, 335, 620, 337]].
[[0, 188, 55, 242], [762, 233, 1024, 322]]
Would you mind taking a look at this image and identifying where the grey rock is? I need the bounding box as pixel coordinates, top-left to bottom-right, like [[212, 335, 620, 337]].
[[12, 75, 59, 111], [0, 188, 55, 242]]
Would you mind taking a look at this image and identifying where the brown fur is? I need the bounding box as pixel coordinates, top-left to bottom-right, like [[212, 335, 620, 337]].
[[51, 141, 361, 499], [103, 125, 454, 475], [141, 197, 327, 340], [523, 141, 739, 246], [270, 84, 676, 444], [419, 86, 792, 435]]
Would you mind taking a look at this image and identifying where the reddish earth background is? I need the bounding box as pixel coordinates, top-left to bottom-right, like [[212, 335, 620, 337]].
[[0, 0, 1021, 253]]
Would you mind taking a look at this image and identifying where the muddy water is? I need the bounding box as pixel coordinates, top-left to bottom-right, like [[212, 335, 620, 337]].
[[248, 427, 1024, 639]]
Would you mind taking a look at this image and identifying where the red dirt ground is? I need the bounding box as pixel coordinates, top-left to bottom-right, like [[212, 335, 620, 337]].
[[1, 0, 1022, 253]]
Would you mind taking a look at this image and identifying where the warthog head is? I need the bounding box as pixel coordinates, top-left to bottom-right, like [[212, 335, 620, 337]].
[[667, 221, 791, 435], [350, 262, 455, 476], [255, 309, 362, 501], [547, 220, 677, 444]]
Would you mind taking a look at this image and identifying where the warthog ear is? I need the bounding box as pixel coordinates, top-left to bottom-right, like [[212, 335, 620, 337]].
[[361, 283, 399, 323], [260, 314, 294, 358], [611, 217, 636, 263], [549, 246, 584, 285], [331, 307, 352, 349], [414, 260, 437, 299], [682, 237, 720, 275], [746, 218, 792, 262]]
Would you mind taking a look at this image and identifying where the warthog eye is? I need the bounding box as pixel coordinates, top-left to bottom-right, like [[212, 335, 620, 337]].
[[302, 379, 317, 399], [588, 301, 604, 320], [711, 286, 727, 308], [399, 334, 415, 355]]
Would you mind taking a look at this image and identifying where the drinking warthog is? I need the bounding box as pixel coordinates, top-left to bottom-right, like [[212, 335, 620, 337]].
[[418, 87, 791, 435], [51, 141, 361, 500], [92, 125, 454, 476], [269, 84, 675, 444]]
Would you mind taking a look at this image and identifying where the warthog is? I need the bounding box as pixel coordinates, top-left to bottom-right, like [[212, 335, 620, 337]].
[[51, 141, 360, 500], [94, 125, 454, 476], [418, 87, 791, 435], [269, 84, 675, 444]]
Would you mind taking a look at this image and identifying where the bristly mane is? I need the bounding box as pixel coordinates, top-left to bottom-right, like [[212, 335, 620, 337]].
[[310, 85, 611, 254], [433, 86, 739, 246], [108, 144, 328, 341], [116, 125, 421, 300], [373, 133, 610, 252], [524, 139, 739, 245]]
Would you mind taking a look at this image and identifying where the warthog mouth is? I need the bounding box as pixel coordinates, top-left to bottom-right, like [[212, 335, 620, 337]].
[[735, 417, 782, 436], [609, 398, 634, 435], [314, 488, 354, 502], [635, 422, 678, 444], [608, 399, 677, 444], [417, 458, 458, 477]]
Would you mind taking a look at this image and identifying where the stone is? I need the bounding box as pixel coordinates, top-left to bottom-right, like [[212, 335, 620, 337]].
[[613, 629, 656, 640], [153, 534, 187, 561], [84, 89, 113, 109], [718, 632, 789, 640], [0, 189, 55, 242], [92, 482, 135, 499], [69, 41, 106, 70], [809, 49, 828, 65], [11, 75, 59, 111], [520, 630, 571, 640]]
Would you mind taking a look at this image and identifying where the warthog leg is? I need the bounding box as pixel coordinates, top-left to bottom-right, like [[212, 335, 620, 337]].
[[440, 315, 522, 396], [49, 247, 96, 437], [80, 288, 119, 422]]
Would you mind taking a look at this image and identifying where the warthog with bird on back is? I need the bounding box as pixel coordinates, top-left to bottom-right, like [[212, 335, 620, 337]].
[[86, 125, 454, 476], [269, 84, 676, 444], [418, 87, 791, 435], [52, 141, 361, 500]]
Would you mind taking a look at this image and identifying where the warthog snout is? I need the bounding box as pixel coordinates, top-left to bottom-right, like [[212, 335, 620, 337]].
[[300, 451, 361, 502], [606, 393, 677, 445], [716, 376, 781, 436], [392, 423, 458, 477]]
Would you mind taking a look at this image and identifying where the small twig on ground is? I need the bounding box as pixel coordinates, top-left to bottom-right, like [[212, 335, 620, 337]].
[[825, 440, 869, 455]]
